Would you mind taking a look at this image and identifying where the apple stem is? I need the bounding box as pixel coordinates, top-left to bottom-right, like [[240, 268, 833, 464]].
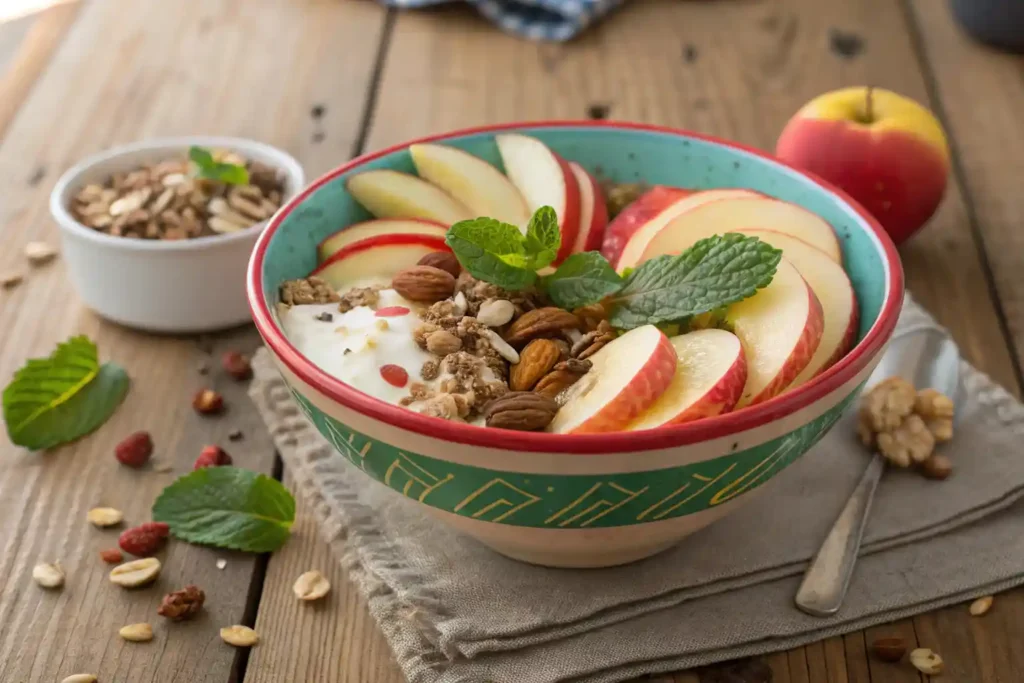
[[865, 86, 874, 124]]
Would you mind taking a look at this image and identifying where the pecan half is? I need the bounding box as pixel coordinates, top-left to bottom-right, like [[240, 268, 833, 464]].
[[484, 392, 558, 431], [571, 320, 615, 360], [534, 358, 591, 399], [510, 339, 561, 392], [504, 307, 580, 346], [392, 266, 456, 302]]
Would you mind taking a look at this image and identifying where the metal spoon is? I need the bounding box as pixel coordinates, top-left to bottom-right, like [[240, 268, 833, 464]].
[[795, 326, 962, 617]]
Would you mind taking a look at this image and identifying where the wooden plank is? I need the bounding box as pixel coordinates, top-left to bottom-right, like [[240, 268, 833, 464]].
[[244, 471, 406, 683], [0, 0, 386, 681], [0, 1, 81, 139]]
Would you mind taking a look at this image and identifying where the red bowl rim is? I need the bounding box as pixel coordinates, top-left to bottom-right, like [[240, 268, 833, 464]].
[[247, 120, 904, 455]]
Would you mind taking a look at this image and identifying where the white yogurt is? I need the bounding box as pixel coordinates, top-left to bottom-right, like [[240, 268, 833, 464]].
[[280, 288, 434, 405]]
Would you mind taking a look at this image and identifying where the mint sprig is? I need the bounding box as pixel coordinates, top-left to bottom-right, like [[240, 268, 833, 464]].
[[606, 233, 781, 330], [153, 466, 296, 553], [3, 336, 129, 450], [445, 206, 561, 290], [539, 252, 624, 310], [189, 146, 250, 185]]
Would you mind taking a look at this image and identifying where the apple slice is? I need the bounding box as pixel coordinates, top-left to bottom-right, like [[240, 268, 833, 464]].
[[728, 259, 824, 407], [316, 218, 448, 263], [600, 186, 691, 265], [346, 170, 473, 225], [495, 133, 580, 264], [568, 162, 609, 253], [627, 329, 747, 430], [631, 196, 842, 271], [409, 143, 531, 228], [310, 233, 449, 290], [614, 189, 760, 270], [739, 230, 858, 387], [547, 325, 677, 434]]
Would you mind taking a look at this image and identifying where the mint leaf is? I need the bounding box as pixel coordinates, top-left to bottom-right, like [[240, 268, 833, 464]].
[[3, 336, 129, 450], [189, 145, 250, 186], [608, 233, 781, 330], [153, 466, 296, 553], [540, 252, 623, 309], [445, 217, 537, 290], [524, 206, 560, 269]]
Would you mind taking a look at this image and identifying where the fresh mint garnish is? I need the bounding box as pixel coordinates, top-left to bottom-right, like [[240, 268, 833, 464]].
[[445, 206, 561, 290], [3, 336, 129, 450], [189, 145, 250, 185], [153, 466, 296, 553], [606, 233, 781, 330], [540, 251, 624, 310]]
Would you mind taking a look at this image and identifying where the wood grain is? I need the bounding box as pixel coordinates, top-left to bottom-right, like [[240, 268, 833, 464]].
[[0, 2, 81, 140], [0, 0, 385, 681]]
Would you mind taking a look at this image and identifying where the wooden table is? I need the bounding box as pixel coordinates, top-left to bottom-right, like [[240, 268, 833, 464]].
[[2, 0, 1023, 680]]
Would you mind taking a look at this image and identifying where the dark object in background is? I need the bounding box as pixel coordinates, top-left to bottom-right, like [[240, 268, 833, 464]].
[[950, 0, 1024, 53]]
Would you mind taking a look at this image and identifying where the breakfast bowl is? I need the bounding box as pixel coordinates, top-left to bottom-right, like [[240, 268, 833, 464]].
[[248, 121, 903, 568], [51, 136, 304, 333]]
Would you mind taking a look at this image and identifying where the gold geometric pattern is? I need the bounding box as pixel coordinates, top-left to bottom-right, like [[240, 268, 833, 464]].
[[544, 482, 648, 528], [384, 453, 454, 503], [636, 464, 739, 521], [454, 479, 542, 523]]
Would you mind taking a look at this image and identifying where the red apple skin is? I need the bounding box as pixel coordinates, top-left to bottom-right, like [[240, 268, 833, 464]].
[[743, 286, 825, 406], [600, 186, 690, 265], [573, 164, 609, 252], [316, 218, 447, 262], [310, 233, 449, 282], [667, 351, 746, 424], [551, 153, 582, 265], [776, 87, 950, 245], [568, 331, 678, 434]]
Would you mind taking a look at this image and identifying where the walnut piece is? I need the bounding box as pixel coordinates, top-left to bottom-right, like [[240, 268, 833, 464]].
[[915, 388, 954, 442], [158, 585, 206, 621], [857, 378, 955, 475], [280, 277, 340, 306], [876, 414, 934, 468], [861, 377, 916, 432]]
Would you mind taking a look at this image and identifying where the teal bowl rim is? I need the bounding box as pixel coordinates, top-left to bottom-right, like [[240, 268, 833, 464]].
[[247, 120, 904, 455]]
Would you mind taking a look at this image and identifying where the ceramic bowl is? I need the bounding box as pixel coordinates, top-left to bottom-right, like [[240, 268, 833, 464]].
[[249, 122, 903, 568], [51, 136, 304, 333]]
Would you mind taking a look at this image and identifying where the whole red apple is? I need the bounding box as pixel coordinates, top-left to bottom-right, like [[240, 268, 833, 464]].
[[776, 87, 949, 245]]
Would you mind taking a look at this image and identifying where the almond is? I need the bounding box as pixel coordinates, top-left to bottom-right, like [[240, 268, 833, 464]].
[[392, 266, 456, 303], [510, 339, 561, 391], [417, 251, 461, 277], [504, 307, 580, 346]]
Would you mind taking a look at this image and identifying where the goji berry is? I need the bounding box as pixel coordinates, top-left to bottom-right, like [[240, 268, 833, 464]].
[[100, 548, 124, 564], [194, 445, 232, 470], [115, 431, 153, 468], [375, 306, 410, 317], [379, 364, 408, 388], [119, 522, 170, 556]]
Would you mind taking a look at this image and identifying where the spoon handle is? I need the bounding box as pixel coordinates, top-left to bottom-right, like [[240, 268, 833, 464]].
[[795, 454, 886, 616]]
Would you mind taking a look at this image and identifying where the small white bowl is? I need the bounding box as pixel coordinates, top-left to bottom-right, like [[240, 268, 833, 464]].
[[50, 136, 305, 333]]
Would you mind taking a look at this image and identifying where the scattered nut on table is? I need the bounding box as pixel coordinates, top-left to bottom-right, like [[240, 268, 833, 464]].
[[86, 507, 124, 528], [857, 377, 955, 477], [119, 622, 154, 642], [220, 625, 260, 647], [108, 557, 161, 588], [32, 562, 65, 588], [910, 647, 944, 675], [870, 636, 907, 663], [60, 675, 97, 683], [1, 271, 24, 289], [970, 595, 994, 616], [24, 241, 57, 265], [293, 570, 331, 601]]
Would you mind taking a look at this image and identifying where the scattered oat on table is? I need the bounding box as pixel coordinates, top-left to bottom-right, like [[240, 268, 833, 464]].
[[32, 562, 65, 588], [220, 625, 259, 647], [86, 506, 124, 528], [119, 622, 154, 642]]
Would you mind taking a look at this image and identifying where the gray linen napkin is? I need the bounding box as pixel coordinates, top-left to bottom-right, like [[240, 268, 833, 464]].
[[250, 294, 1024, 683]]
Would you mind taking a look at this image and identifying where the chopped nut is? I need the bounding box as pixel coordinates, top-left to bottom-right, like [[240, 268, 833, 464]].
[[970, 595, 994, 616], [915, 388, 954, 418], [193, 389, 225, 415], [862, 377, 917, 432], [158, 585, 206, 621], [534, 359, 592, 399], [32, 562, 65, 588], [61, 675, 97, 683], [293, 570, 331, 601], [477, 299, 516, 328], [337, 285, 380, 313], [24, 241, 57, 265], [119, 622, 154, 642], [108, 557, 162, 588], [280, 277, 340, 306], [910, 648, 943, 675], [87, 507, 124, 528], [452, 291, 469, 316], [870, 637, 907, 663], [485, 392, 559, 431], [920, 454, 953, 480], [510, 339, 561, 392], [222, 351, 252, 380], [228, 429, 244, 442], [876, 413, 934, 467], [221, 625, 260, 647], [571, 320, 615, 360], [217, 559, 228, 569], [483, 329, 520, 363], [1, 271, 23, 289], [417, 251, 461, 277], [421, 359, 440, 381], [425, 329, 463, 356]]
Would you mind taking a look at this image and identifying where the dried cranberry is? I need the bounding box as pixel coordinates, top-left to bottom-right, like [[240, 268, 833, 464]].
[[379, 364, 409, 388]]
